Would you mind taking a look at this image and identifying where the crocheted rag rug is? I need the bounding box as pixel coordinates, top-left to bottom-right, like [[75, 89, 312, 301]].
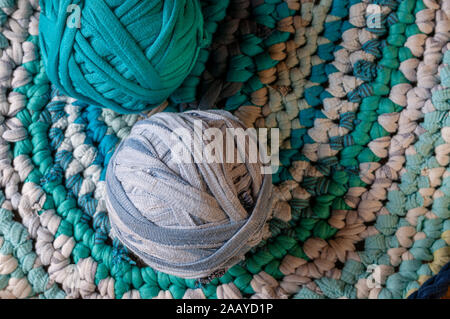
[[0, 0, 449, 299]]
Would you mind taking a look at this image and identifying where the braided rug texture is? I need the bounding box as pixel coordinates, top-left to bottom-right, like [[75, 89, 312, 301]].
[[0, 0, 449, 299]]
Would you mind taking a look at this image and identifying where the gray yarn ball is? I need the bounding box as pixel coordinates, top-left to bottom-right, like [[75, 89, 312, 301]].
[[105, 110, 273, 279]]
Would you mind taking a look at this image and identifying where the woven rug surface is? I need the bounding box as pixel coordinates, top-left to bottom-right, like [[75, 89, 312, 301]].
[[0, 0, 449, 299]]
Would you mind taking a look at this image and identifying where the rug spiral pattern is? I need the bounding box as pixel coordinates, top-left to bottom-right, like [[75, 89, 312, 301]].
[[0, 0, 448, 299]]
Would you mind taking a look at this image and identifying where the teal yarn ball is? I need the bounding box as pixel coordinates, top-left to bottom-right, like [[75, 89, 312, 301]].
[[39, 0, 205, 114]]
